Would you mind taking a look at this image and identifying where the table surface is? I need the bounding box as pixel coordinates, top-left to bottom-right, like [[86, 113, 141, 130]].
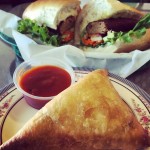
[[0, 39, 16, 93], [0, 3, 150, 96]]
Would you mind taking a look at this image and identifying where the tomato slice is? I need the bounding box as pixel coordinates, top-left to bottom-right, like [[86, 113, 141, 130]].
[[61, 31, 74, 43], [82, 37, 103, 47], [81, 33, 104, 47]]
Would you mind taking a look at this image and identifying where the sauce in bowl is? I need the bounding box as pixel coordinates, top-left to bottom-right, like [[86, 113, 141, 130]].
[[19, 65, 71, 97], [13, 57, 75, 109]]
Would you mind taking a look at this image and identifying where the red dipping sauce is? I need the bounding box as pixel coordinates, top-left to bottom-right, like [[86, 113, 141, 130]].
[[19, 65, 71, 97]]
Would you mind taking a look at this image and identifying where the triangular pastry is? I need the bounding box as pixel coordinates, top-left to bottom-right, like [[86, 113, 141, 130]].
[[0, 70, 149, 150]]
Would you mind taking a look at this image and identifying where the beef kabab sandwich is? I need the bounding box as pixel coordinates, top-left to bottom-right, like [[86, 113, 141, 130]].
[[17, 0, 81, 46], [75, 0, 150, 53], [0, 70, 149, 150]]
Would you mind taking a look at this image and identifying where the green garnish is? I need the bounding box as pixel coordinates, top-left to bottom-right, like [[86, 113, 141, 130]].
[[17, 19, 60, 46]]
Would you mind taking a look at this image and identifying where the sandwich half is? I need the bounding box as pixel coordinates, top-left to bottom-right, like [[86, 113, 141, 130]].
[[17, 0, 81, 46], [0, 69, 149, 150], [75, 0, 150, 53]]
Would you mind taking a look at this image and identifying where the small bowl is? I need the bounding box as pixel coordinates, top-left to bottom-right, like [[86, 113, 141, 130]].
[[13, 57, 75, 109]]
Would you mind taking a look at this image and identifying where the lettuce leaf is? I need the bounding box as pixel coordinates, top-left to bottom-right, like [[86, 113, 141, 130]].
[[133, 13, 150, 30], [17, 19, 60, 46]]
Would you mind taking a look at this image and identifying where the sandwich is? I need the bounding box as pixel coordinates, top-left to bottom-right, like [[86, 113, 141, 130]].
[[0, 69, 149, 150], [17, 0, 81, 46], [74, 0, 150, 53]]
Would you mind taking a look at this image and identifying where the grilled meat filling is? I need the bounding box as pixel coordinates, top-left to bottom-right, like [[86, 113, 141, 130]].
[[86, 18, 139, 35], [58, 16, 75, 34]]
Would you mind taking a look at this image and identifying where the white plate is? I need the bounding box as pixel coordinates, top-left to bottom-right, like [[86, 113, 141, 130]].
[[0, 69, 150, 144]]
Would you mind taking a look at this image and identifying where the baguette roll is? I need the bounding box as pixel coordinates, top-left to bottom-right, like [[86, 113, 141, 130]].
[[23, 0, 80, 30], [17, 0, 81, 46], [75, 0, 150, 53]]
